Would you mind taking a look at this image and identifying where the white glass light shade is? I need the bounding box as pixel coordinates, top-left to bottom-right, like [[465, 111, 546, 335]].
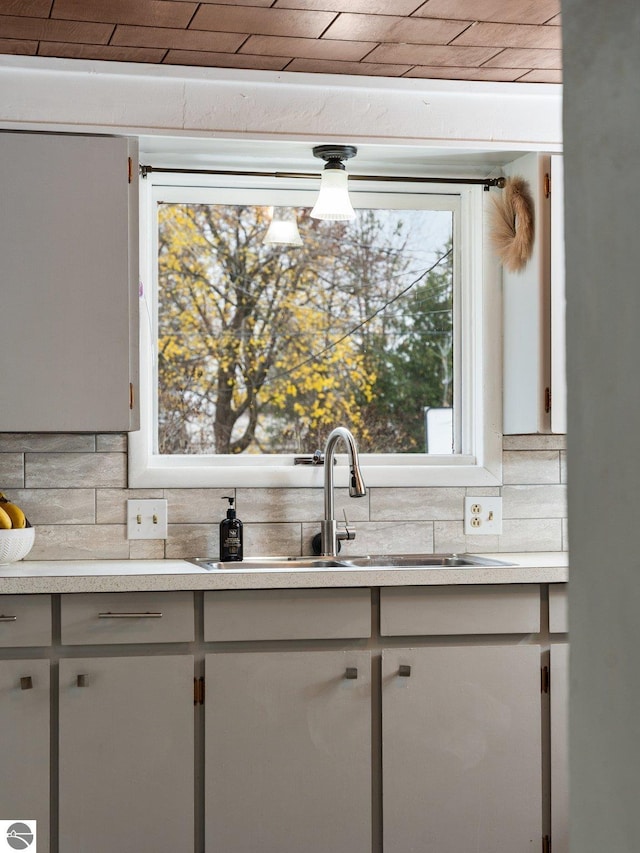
[[310, 169, 356, 221], [262, 208, 303, 246]]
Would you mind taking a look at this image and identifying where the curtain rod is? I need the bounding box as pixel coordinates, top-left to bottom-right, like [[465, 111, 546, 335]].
[[139, 164, 506, 190]]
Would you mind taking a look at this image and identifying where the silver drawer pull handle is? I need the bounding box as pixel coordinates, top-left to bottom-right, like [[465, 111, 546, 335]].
[[76, 674, 89, 688], [20, 676, 33, 690], [345, 667, 358, 680], [98, 612, 163, 619], [0, 615, 17, 622], [399, 665, 412, 677]]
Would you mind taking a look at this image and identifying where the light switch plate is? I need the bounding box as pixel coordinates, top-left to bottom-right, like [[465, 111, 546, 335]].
[[127, 499, 168, 539], [464, 496, 503, 535]]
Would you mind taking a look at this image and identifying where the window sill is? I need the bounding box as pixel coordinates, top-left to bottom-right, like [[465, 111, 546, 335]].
[[128, 448, 502, 489]]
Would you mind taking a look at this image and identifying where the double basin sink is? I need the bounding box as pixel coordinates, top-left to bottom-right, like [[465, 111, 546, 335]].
[[189, 554, 515, 571]]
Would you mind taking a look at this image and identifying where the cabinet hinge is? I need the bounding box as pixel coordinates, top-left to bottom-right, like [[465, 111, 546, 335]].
[[194, 676, 205, 705], [129, 382, 135, 410], [541, 665, 550, 694], [543, 833, 551, 853], [544, 172, 551, 199], [545, 387, 552, 414], [128, 156, 133, 184]]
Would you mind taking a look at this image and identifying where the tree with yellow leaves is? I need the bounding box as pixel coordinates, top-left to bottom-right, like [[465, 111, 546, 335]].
[[158, 203, 378, 454]]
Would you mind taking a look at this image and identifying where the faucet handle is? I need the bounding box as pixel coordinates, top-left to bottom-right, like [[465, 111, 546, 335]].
[[294, 450, 324, 465], [338, 510, 356, 542], [293, 449, 340, 466]]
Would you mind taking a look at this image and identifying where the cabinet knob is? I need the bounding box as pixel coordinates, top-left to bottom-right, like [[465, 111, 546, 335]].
[[398, 665, 412, 678], [20, 676, 33, 690], [76, 674, 89, 688], [345, 667, 358, 680]]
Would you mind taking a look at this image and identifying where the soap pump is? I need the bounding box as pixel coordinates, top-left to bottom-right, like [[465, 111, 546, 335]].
[[220, 496, 243, 562]]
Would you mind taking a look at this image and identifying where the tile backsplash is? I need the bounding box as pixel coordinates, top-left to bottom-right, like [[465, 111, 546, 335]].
[[0, 433, 567, 561]]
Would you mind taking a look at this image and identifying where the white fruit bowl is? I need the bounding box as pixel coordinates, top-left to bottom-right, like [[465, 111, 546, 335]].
[[0, 527, 35, 564]]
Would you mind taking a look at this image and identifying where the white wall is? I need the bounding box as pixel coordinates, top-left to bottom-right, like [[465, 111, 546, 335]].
[[563, 1, 640, 851]]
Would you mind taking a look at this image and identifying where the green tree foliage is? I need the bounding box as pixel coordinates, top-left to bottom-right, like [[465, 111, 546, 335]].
[[157, 202, 453, 455], [361, 240, 453, 451]]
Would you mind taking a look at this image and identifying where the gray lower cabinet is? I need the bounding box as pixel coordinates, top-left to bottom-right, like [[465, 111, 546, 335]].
[[58, 655, 194, 853], [0, 594, 51, 851], [549, 584, 569, 853], [205, 649, 372, 853], [379, 585, 543, 853], [550, 643, 569, 853], [0, 583, 566, 852], [0, 659, 50, 851], [382, 645, 542, 853]]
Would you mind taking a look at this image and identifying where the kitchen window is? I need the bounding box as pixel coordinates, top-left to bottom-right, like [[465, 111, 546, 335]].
[[129, 172, 501, 487]]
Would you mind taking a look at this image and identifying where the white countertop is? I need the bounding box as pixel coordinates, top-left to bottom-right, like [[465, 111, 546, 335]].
[[0, 553, 568, 594]]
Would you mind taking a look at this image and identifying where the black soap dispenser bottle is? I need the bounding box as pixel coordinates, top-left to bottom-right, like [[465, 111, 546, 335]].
[[220, 496, 243, 562]]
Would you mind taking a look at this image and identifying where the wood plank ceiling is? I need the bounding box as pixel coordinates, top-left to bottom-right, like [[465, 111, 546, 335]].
[[0, 0, 562, 83]]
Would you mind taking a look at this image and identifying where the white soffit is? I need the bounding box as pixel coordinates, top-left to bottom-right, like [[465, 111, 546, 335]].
[[0, 56, 562, 173]]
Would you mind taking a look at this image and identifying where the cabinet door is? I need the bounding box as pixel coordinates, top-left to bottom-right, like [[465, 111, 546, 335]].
[[502, 152, 566, 434], [382, 645, 542, 853], [550, 643, 569, 853], [550, 154, 567, 433], [205, 650, 371, 853], [59, 655, 193, 853], [0, 132, 138, 431], [0, 659, 50, 852]]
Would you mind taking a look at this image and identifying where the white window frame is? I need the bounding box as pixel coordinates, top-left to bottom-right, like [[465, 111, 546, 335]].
[[129, 170, 502, 488]]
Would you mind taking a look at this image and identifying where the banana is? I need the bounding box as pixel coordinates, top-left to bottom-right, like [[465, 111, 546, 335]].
[[0, 506, 12, 529], [0, 493, 28, 529]]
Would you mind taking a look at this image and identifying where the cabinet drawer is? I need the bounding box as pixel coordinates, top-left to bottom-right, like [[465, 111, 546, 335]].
[[549, 584, 568, 633], [204, 588, 371, 641], [380, 585, 540, 636], [0, 595, 51, 647], [61, 592, 194, 645]]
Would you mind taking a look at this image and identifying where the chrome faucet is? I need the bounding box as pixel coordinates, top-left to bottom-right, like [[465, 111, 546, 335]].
[[320, 427, 367, 557]]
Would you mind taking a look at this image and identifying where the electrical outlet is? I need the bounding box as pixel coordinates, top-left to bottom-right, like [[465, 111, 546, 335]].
[[127, 499, 168, 540], [464, 496, 502, 535]]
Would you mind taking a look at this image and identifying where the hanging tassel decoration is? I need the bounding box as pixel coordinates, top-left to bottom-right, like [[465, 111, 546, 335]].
[[490, 176, 535, 272]]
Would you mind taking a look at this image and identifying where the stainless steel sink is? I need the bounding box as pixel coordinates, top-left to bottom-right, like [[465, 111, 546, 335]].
[[188, 554, 515, 571], [188, 556, 347, 571], [340, 554, 516, 569]]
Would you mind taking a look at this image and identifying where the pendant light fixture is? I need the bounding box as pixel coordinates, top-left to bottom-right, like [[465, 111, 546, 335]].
[[262, 206, 303, 247], [310, 145, 357, 221]]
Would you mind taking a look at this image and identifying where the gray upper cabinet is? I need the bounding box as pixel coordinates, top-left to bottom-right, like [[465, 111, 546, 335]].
[[0, 132, 139, 432]]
